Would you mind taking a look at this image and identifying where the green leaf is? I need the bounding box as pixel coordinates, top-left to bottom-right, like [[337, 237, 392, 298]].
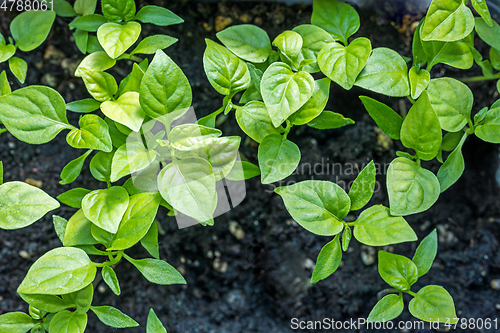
[[307, 111, 354, 130], [8, 57, 27, 84], [67, 99, 101, 113], [0, 312, 37, 333], [147, 309, 167, 333], [57, 188, 91, 209], [18, 247, 96, 295], [400, 92, 442, 161], [118, 62, 145, 95], [491, 47, 500, 71], [359, 96, 403, 140], [0, 181, 59, 230], [353, 205, 417, 246], [311, 0, 360, 45], [168, 124, 222, 150], [102, 266, 121, 295], [225, 161, 261, 181], [134, 5, 184, 26], [275, 180, 349, 236], [261, 62, 315, 127], [409, 67, 430, 99], [0, 70, 11, 96], [66, 115, 112, 152], [97, 22, 141, 59], [409, 285, 458, 323], [258, 134, 300, 184], [235, 101, 282, 143], [387, 157, 440, 216], [421, 0, 474, 42], [141, 221, 160, 259], [426, 78, 472, 132], [292, 24, 335, 73], [158, 157, 216, 222], [19, 294, 74, 313], [239, 63, 263, 104], [291, 78, 331, 125], [216, 24, 272, 63], [203, 39, 251, 96], [368, 294, 404, 322], [355, 48, 410, 97], [102, 0, 136, 22], [311, 235, 342, 283], [82, 186, 129, 234], [421, 20, 474, 70], [318, 38, 371, 90], [101, 92, 146, 132], [378, 250, 418, 291], [90, 151, 113, 182], [0, 43, 15, 63], [0, 161, 3, 185], [74, 0, 98, 16], [74, 29, 89, 54], [131, 35, 178, 55], [126, 256, 186, 285], [349, 161, 376, 211], [53, 215, 68, 244], [49, 310, 87, 333], [413, 229, 438, 277], [53, 0, 77, 17], [91, 306, 139, 328], [75, 51, 116, 77], [475, 107, 500, 143], [273, 30, 303, 63], [140, 50, 192, 120], [437, 133, 466, 192], [342, 225, 351, 251], [62, 209, 99, 247], [80, 68, 118, 102], [111, 141, 157, 182], [74, 284, 93, 314], [10, 11, 55, 51], [60, 150, 92, 185], [108, 192, 162, 250], [69, 14, 107, 32], [475, 17, 500, 50]]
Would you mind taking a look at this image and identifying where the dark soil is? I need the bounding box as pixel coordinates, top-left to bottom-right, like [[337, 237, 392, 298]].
[[1, 1, 500, 332]]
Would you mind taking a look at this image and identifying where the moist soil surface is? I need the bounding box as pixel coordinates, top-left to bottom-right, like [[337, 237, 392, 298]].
[[1, 1, 500, 332]]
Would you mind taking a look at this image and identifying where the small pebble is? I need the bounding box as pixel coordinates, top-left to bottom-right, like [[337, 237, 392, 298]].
[[19, 250, 30, 259], [215, 16, 233, 32], [98, 285, 106, 293], [361, 246, 376, 266], [214, 250, 221, 258], [490, 279, 500, 290], [229, 221, 245, 240], [25, 178, 42, 188], [213, 258, 228, 273], [495, 303, 500, 310], [206, 250, 214, 259]]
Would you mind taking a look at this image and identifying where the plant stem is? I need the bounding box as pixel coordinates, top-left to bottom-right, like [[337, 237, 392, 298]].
[[458, 72, 500, 83], [406, 290, 417, 297], [117, 53, 143, 63]]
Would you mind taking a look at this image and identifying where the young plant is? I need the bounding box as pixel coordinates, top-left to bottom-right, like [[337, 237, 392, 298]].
[[0, 10, 55, 83], [368, 230, 458, 325]]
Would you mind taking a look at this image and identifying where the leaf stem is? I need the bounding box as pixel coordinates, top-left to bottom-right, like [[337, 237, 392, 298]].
[[283, 120, 293, 139], [458, 72, 500, 83], [407, 96, 415, 104], [406, 290, 417, 297], [117, 53, 143, 63]]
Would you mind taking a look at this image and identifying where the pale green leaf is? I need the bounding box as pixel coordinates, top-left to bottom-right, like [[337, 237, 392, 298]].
[[368, 294, 404, 322], [67, 99, 101, 113], [409, 67, 430, 99], [0, 44, 15, 63], [378, 250, 418, 291], [101, 91, 146, 131], [80, 68, 118, 102], [69, 14, 107, 32], [318, 38, 371, 90], [131, 35, 178, 55], [91, 306, 138, 328], [291, 77, 331, 125], [66, 114, 113, 152], [0, 312, 37, 333], [57, 188, 91, 209], [292, 24, 335, 73], [409, 285, 458, 323], [134, 5, 183, 26], [111, 141, 157, 182], [421, 0, 474, 42], [475, 107, 500, 143], [353, 205, 417, 246], [75, 51, 116, 77], [10, 11, 55, 51], [147, 309, 167, 333], [102, 266, 121, 295], [258, 134, 301, 184], [19, 294, 74, 313], [63, 209, 99, 247], [359, 96, 403, 140], [60, 150, 92, 185], [475, 17, 500, 50], [311, 234, 342, 283], [235, 101, 282, 143], [387, 157, 440, 216], [126, 256, 186, 285], [102, 0, 136, 22], [203, 39, 251, 95], [307, 111, 354, 130], [261, 62, 315, 127], [17, 247, 97, 295], [413, 229, 438, 277], [216, 24, 272, 63], [0, 181, 59, 230], [348, 160, 376, 210], [49, 310, 87, 333], [8, 57, 27, 84], [0, 70, 11, 96], [97, 22, 141, 59], [275, 180, 349, 236], [437, 133, 466, 192], [81, 186, 129, 234]]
